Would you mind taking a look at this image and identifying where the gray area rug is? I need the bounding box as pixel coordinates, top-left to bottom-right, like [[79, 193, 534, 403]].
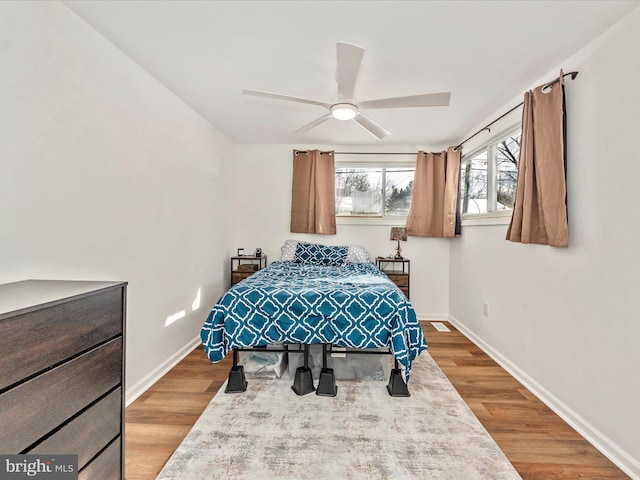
[[157, 352, 521, 479]]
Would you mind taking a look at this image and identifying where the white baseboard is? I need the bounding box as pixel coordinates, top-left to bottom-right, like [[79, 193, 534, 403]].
[[447, 315, 640, 480], [125, 336, 201, 407], [416, 312, 449, 321]]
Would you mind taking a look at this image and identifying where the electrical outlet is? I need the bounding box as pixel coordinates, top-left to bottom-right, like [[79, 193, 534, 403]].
[[483, 302, 489, 317]]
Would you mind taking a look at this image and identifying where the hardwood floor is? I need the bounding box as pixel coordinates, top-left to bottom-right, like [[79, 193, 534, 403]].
[[425, 322, 628, 480], [125, 351, 232, 479], [125, 322, 629, 479]]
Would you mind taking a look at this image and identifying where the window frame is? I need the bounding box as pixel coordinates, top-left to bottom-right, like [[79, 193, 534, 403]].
[[334, 157, 416, 226], [460, 125, 521, 226]]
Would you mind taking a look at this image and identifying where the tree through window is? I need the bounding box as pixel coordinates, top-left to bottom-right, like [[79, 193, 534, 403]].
[[336, 165, 414, 217], [461, 128, 521, 216]]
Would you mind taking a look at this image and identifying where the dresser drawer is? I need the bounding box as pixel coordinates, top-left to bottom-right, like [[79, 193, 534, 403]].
[[232, 272, 254, 284], [0, 337, 122, 453], [0, 287, 124, 391], [79, 438, 122, 480], [28, 387, 122, 469], [386, 273, 408, 287]]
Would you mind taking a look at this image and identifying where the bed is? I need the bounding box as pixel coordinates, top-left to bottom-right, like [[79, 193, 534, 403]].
[[200, 241, 427, 394]]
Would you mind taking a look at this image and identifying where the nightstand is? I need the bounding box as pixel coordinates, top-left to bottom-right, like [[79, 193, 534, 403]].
[[230, 255, 267, 287], [376, 257, 410, 299]]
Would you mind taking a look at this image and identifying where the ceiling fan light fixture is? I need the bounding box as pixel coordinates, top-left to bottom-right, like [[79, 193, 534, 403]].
[[242, 42, 451, 139], [331, 103, 358, 121]]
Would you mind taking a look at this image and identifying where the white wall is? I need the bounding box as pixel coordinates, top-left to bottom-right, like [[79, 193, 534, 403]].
[[228, 144, 450, 319], [0, 1, 233, 402], [450, 7, 640, 477]]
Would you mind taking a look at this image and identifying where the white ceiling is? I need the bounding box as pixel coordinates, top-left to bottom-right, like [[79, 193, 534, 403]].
[[63, 0, 639, 146]]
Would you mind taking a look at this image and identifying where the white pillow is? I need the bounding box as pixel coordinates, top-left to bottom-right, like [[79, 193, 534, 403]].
[[280, 239, 298, 262], [346, 245, 371, 264]]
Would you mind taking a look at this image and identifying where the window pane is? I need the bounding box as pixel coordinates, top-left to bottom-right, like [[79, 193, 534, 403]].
[[461, 150, 488, 214], [335, 167, 383, 216], [385, 167, 414, 216], [496, 133, 521, 210]]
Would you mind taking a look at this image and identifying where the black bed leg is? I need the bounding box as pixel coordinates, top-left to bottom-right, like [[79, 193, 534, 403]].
[[225, 349, 248, 394], [291, 344, 315, 396], [316, 343, 338, 397], [386, 359, 410, 397]]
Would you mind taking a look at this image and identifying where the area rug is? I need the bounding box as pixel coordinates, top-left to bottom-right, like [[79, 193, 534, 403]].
[[157, 352, 521, 479]]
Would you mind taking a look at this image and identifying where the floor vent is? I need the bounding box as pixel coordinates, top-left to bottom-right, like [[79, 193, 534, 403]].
[[431, 322, 451, 332]]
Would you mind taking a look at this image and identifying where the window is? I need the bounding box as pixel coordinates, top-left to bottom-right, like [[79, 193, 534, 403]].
[[460, 128, 521, 217], [335, 164, 414, 218]]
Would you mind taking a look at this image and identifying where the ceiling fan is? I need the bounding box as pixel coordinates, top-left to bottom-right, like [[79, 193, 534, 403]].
[[242, 42, 451, 140]]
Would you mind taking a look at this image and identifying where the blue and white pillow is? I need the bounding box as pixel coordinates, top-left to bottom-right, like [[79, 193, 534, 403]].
[[293, 241, 348, 266], [280, 240, 370, 265]]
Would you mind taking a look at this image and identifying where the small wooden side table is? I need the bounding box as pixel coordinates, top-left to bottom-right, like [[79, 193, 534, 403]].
[[230, 255, 267, 287], [376, 256, 410, 299]]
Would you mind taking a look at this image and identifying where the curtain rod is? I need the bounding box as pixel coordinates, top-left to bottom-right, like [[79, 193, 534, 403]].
[[335, 151, 418, 155], [294, 150, 419, 155], [455, 71, 578, 149]]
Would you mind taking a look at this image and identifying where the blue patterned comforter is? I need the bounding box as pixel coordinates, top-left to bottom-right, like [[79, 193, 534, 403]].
[[200, 261, 427, 381]]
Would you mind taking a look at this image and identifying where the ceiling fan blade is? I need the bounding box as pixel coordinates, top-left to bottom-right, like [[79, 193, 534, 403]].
[[359, 92, 451, 109], [336, 42, 365, 102], [242, 89, 331, 109], [294, 114, 333, 134], [353, 112, 391, 140]]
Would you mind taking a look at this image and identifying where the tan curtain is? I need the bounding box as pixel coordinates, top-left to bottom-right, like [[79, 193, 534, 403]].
[[406, 147, 461, 238], [506, 72, 568, 247], [290, 149, 336, 234]]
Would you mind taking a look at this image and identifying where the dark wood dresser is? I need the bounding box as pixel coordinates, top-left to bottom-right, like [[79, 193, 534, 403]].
[[0, 280, 127, 480]]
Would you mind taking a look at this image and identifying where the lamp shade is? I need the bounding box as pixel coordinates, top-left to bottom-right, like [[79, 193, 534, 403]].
[[390, 227, 407, 242]]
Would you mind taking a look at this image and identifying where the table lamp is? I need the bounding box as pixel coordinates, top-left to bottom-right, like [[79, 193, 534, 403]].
[[390, 227, 407, 259]]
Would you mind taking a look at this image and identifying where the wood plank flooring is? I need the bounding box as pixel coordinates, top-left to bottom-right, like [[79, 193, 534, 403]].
[[125, 322, 629, 479], [425, 322, 629, 480]]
